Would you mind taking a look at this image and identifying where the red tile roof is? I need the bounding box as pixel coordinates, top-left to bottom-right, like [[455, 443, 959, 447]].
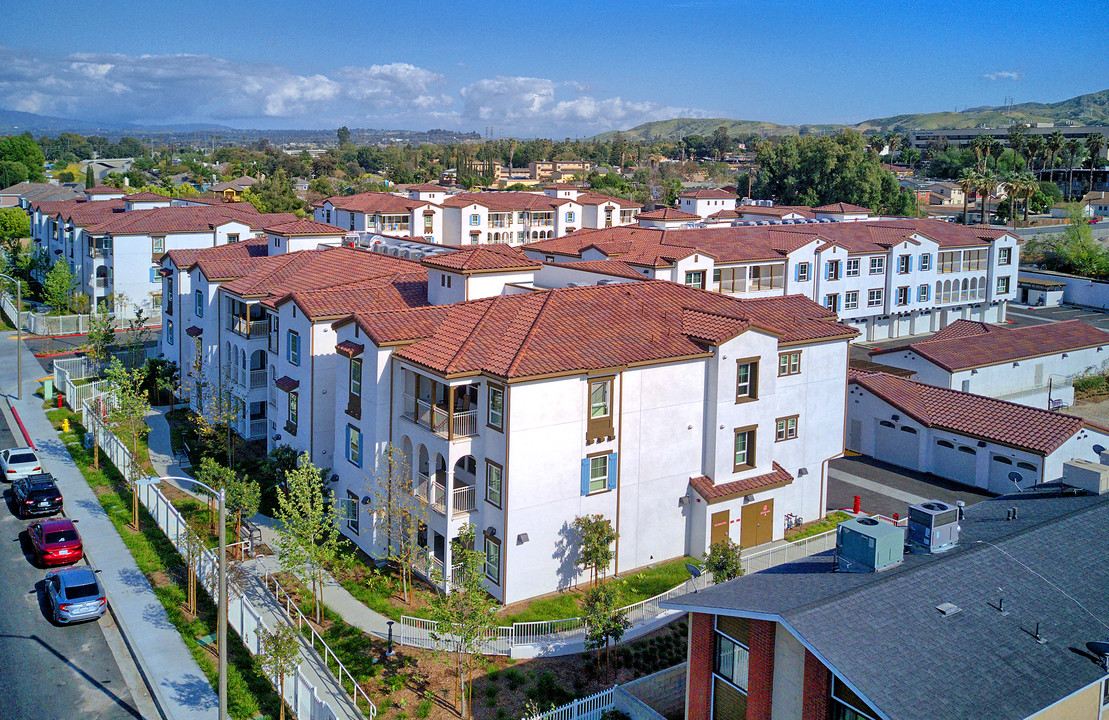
[[166, 237, 271, 280], [850, 371, 1096, 454], [870, 319, 1109, 372], [574, 192, 641, 208], [690, 463, 794, 502], [401, 184, 445, 192], [271, 271, 428, 319], [814, 202, 872, 214], [385, 281, 853, 379], [638, 208, 701, 220], [265, 218, 347, 236], [421, 244, 540, 273], [85, 205, 265, 235], [680, 189, 739, 199], [442, 192, 560, 212], [738, 205, 816, 218], [275, 376, 299, 392], [84, 185, 126, 195], [320, 191, 431, 214], [336, 340, 364, 358]]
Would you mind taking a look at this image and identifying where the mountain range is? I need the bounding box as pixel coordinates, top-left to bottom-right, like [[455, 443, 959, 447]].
[[591, 88, 1109, 142]]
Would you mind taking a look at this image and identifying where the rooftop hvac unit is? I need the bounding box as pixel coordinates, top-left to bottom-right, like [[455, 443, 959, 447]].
[[408, 251, 425, 260], [1063, 459, 1109, 495], [907, 500, 960, 553], [834, 517, 904, 573]]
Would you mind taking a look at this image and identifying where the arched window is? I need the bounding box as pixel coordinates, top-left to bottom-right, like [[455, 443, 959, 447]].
[[978, 276, 987, 299], [970, 276, 977, 298], [935, 281, 942, 303], [960, 278, 969, 301]]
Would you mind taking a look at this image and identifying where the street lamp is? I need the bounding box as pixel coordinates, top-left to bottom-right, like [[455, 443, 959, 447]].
[[0, 272, 22, 400], [139, 475, 228, 719]]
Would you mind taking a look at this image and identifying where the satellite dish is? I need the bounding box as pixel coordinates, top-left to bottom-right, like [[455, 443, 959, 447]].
[[1094, 444, 1106, 455], [1008, 471, 1024, 492], [686, 563, 702, 579], [1086, 640, 1109, 670]]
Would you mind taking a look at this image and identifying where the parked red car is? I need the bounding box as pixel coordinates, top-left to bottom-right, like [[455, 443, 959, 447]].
[[28, 518, 83, 566]]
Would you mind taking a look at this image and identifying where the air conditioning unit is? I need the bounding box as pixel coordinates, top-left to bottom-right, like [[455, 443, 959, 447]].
[[1063, 459, 1109, 495], [834, 517, 904, 573], [907, 500, 960, 553]]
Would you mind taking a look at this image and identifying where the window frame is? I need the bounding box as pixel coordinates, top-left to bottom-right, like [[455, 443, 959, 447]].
[[487, 383, 504, 431], [775, 415, 798, 442], [349, 357, 362, 398], [869, 256, 885, 275], [733, 425, 757, 472], [867, 288, 884, 307], [998, 247, 1012, 266], [918, 284, 930, 302], [845, 258, 860, 277], [287, 391, 298, 433], [587, 377, 614, 442], [346, 424, 362, 467], [484, 534, 501, 585], [684, 270, 706, 289], [796, 262, 810, 282], [588, 454, 609, 494], [896, 286, 910, 306], [844, 290, 859, 310], [826, 260, 841, 281], [151, 235, 165, 258], [342, 490, 359, 534], [714, 628, 750, 694], [824, 293, 840, 312], [919, 253, 931, 271], [996, 276, 1011, 294], [485, 461, 503, 508], [287, 330, 300, 366], [897, 254, 910, 274], [735, 358, 759, 403], [778, 351, 801, 377], [194, 289, 203, 318]]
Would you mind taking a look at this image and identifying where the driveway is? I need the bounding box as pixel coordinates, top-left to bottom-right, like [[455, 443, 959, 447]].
[[828, 455, 994, 519]]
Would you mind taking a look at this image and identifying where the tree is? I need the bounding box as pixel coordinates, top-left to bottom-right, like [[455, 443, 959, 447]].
[[85, 165, 95, 189], [0, 160, 28, 188], [710, 126, 732, 160], [429, 524, 498, 719], [337, 126, 351, 146], [571, 514, 618, 587], [977, 170, 997, 225], [103, 358, 151, 529], [196, 456, 235, 536], [258, 624, 300, 720], [704, 537, 744, 583], [275, 455, 343, 625], [1065, 138, 1084, 200], [370, 444, 428, 604], [0, 207, 29, 241], [83, 309, 116, 369], [956, 169, 978, 225], [582, 581, 630, 681], [0, 134, 45, 182], [180, 526, 205, 617], [1046, 130, 1064, 183], [225, 473, 261, 560], [42, 259, 76, 313]]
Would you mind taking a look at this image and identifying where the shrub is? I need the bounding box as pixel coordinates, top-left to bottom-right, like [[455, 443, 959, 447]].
[[601, 711, 632, 720], [415, 700, 432, 718]]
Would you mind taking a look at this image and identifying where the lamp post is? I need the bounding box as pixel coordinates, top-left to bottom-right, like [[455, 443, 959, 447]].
[[138, 475, 228, 719], [0, 272, 22, 400]]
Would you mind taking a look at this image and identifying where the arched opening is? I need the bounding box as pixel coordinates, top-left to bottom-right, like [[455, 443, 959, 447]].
[[401, 436, 414, 485], [978, 275, 986, 300], [960, 278, 969, 301], [935, 281, 942, 303], [451, 455, 478, 513]]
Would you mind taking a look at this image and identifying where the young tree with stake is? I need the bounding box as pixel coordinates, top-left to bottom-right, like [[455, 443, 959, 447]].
[[571, 514, 618, 587], [370, 443, 428, 604], [259, 624, 300, 720]]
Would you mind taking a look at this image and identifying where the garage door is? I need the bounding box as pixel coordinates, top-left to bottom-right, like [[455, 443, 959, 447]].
[[933, 440, 979, 485], [988, 455, 1040, 494], [874, 420, 920, 470]]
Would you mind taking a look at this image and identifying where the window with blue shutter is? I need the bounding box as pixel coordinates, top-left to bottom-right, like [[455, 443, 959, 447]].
[[907, 255, 913, 272], [794, 265, 799, 282], [149, 267, 158, 283], [580, 459, 590, 496], [607, 453, 618, 491]]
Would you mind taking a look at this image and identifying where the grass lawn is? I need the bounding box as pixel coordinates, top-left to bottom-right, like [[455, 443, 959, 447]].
[[786, 511, 851, 542], [45, 407, 284, 720]]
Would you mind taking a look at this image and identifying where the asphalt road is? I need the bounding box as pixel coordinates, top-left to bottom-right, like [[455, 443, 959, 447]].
[[0, 415, 144, 719]]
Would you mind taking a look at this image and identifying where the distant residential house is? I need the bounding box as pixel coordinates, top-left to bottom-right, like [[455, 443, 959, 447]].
[[926, 181, 966, 206], [868, 319, 1108, 408], [846, 369, 1109, 492], [314, 191, 441, 242], [882, 162, 914, 177], [209, 176, 259, 202], [1051, 201, 1095, 219]]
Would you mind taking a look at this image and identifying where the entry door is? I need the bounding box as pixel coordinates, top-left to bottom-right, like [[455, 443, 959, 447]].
[[710, 510, 730, 546], [741, 499, 774, 548], [847, 420, 862, 452]]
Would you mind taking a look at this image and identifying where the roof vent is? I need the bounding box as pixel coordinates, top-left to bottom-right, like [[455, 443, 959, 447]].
[[935, 602, 962, 617], [833, 516, 905, 573], [908, 500, 960, 553]]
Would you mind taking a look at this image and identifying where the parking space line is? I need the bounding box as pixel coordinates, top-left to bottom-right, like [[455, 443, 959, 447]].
[[830, 469, 929, 505], [1005, 310, 1057, 324]]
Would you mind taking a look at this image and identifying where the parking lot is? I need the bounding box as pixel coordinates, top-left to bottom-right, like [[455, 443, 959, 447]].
[[828, 455, 994, 519]]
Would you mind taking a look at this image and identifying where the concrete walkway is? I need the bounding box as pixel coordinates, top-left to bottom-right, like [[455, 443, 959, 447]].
[[0, 332, 217, 720], [144, 407, 366, 720]]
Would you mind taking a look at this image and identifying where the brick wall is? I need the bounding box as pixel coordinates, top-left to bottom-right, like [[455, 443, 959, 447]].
[[687, 612, 714, 720], [802, 649, 831, 720], [746, 619, 776, 720]]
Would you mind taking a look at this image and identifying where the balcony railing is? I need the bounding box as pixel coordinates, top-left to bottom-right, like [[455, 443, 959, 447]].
[[248, 418, 267, 439], [430, 481, 476, 516], [228, 316, 268, 338], [402, 394, 479, 440], [250, 369, 267, 389]]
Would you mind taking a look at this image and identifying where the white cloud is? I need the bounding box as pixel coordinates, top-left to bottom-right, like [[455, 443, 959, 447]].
[[983, 70, 1021, 81]]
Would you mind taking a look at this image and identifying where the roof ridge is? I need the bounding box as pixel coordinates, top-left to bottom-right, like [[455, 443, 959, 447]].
[[444, 298, 502, 373], [505, 290, 558, 377]]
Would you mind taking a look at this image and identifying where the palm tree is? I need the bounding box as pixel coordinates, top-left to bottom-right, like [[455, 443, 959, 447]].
[[970, 136, 989, 172], [1046, 130, 1065, 184], [1026, 135, 1046, 173], [1002, 173, 1022, 229], [1018, 171, 1038, 223], [977, 170, 997, 225], [957, 168, 979, 225], [1084, 133, 1105, 194], [1064, 139, 1084, 200]]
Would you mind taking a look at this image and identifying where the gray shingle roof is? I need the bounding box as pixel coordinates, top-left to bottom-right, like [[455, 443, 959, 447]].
[[664, 488, 1109, 720]]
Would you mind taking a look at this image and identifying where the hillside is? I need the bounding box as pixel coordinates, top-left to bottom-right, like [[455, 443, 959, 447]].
[[592, 88, 1109, 141]]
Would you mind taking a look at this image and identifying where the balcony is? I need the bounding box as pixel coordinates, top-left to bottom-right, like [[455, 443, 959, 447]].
[[248, 418, 268, 439], [228, 316, 268, 339], [431, 480, 476, 516], [402, 394, 478, 440], [250, 369, 267, 389]]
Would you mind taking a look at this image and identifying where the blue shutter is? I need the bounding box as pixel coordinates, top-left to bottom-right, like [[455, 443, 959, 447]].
[[580, 459, 590, 496], [345, 426, 351, 462], [356, 432, 364, 468], [824, 262, 830, 280], [907, 255, 913, 272], [607, 453, 618, 491], [793, 264, 799, 282], [149, 267, 157, 282]]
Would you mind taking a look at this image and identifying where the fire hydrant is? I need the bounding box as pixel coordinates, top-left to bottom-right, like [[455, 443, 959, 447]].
[[62, 418, 70, 434]]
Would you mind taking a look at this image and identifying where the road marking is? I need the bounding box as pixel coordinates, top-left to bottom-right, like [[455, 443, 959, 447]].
[[1005, 310, 1056, 324], [830, 468, 929, 505]]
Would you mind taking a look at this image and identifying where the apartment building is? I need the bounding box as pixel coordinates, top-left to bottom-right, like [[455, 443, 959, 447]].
[[663, 485, 1109, 720], [523, 218, 1020, 342], [329, 273, 855, 604], [313, 191, 442, 243], [678, 189, 739, 219]]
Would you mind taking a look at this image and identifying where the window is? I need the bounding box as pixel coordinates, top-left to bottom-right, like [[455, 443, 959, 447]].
[[287, 391, 298, 430], [152, 236, 165, 257], [846, 258, 860, 277], [166, 319, 174, 345], [714, 631, 749, 692], [346, 425, 362, 467], [998, 247, 1012, 265], [919, 253, 931, 271], [918, 284, 930, 302], [590, 379, 611, 420], [844, 291, 859, 310], [487, 384, 504, 431], [826, 260, 841, 281], [484, 535, 501, 584], [325, 209, 331, 224], [342, 490, 359, 534], [346, 358, 361, 399], [194, 290, 203, 317], [469, 214, 480, 226], [424, 215, 433, 232], [486, 462, 502, 508], [349, 212, 355, 230], [796, 262, 810, 282], [824, 294, 840, 312], [588, 455, 609, 493], [227, 234, 239, 243], [565, 211, 576, 223], [775, 416, 798, 441], [733, 427, 756, 471], [287, 331, 300, 365], [868, 288, 883, 307], [996, 276, 1011, 294], [869, 256, 885, 275], [897, 254, 911, 274], [735, 359, 758, 402], [684, 271, 705, 289], [778, 351, 801, 376], [896, 287, 910, 306]]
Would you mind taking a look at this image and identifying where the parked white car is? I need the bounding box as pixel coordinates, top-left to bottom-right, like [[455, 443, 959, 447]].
[[1, 447, 42, 481]]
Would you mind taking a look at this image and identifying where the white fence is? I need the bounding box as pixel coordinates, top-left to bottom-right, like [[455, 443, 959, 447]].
[[740, 529, 838, 575], [0, 290, 162, 336], [524, 687, 615, 720], [55, 345, 157, 411], [84, 404, 369, 719]]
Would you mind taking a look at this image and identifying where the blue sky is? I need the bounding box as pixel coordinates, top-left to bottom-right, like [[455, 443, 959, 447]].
[[3, 0, 1106, 136]]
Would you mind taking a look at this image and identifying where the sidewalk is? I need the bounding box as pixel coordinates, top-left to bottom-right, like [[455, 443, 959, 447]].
[[0, 332, 217, 720], [144, 407, 366, 720]]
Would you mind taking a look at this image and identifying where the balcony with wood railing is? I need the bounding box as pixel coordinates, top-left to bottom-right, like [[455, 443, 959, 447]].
[[413, 472, 477, 517], [402, 394, 479, 441]]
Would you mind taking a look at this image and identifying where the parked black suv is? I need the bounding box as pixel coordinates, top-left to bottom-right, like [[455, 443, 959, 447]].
[[11, 473, 63, 518]]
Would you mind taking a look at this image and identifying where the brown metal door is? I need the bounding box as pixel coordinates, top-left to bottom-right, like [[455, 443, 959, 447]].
[[710, 510, 730, 546], [741, 499, 774, 548]]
